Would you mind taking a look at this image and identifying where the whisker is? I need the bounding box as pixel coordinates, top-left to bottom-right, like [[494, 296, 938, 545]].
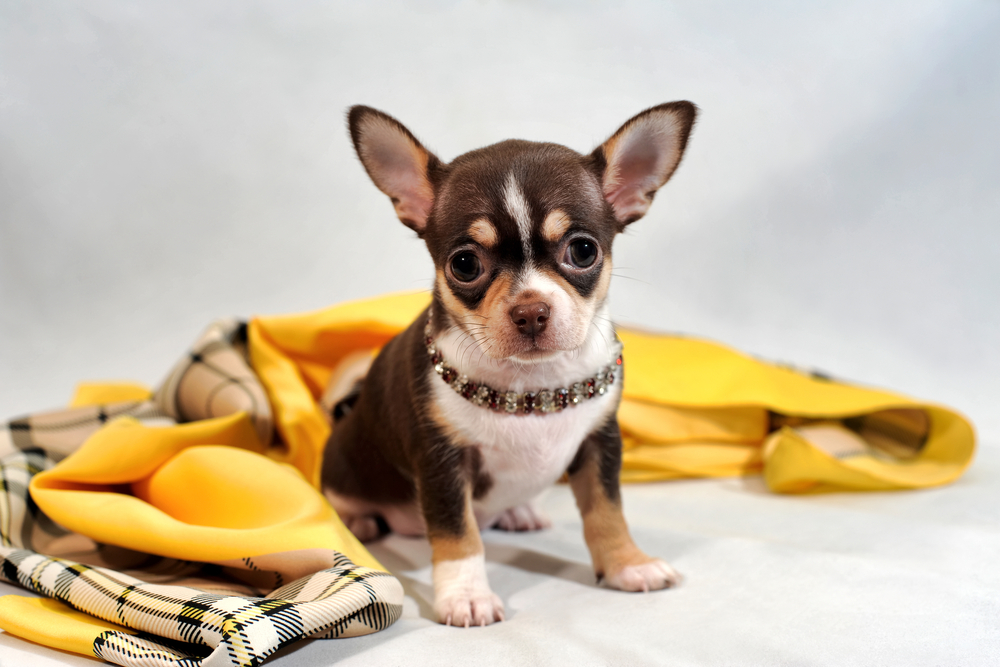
[[594, 323, 611, 353], [458, 335, 477, 368], [509, 357, 528, 385], [611, 273, 651, 285]]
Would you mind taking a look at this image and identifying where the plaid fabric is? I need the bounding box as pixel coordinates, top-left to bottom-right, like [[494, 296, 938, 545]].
[[0, 319, 403, 666], [0, 401, 164, 556], [155, 318, 274, 447], [1, 547, 402, 666]]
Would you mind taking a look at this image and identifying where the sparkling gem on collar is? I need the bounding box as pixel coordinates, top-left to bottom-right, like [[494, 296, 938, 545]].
[[424, 322, 623, 416]]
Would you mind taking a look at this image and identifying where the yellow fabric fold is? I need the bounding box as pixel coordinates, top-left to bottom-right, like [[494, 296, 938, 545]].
[[70, 382, 153, 407], [249, 291, 428, 488], [30, 414, 382, 570], [621, 441, 763, 482], [762, 405, 974, 493], [248, 291, 974, 493], [0, 596, 131, 657]]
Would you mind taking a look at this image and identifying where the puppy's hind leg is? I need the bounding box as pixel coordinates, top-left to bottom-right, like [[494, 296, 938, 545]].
[[491, 493, 552, 532], [342, 515, 384, 543], [323, 489, 387, 543]]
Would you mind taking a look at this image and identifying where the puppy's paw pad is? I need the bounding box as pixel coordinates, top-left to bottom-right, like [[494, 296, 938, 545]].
[[435, 591, 505, 627], [494, 504, 552, 532], [604, 559, 680, 592]]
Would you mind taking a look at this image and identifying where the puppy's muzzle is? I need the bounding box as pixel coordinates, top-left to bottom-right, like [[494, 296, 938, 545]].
[[510, 302, 550, 336]]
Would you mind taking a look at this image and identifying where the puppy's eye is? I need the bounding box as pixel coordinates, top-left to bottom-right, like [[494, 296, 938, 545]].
[[567, 238, 598, 268], [450, 252, 482, 282]]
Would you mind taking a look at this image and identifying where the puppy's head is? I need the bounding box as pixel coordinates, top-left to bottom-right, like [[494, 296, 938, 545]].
[[348, 103, 696, 362]]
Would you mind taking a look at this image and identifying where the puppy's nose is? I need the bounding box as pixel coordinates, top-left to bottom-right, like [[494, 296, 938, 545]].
[[510, 302, 550, 336]]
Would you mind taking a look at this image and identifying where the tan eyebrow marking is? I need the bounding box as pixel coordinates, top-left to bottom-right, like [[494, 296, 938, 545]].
[[541, 209, 572, 243], [468, 218, 499, 248]]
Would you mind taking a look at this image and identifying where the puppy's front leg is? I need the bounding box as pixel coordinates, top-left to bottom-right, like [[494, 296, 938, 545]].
[[419, 444, 504, 627], [568, 416, 681, 592]]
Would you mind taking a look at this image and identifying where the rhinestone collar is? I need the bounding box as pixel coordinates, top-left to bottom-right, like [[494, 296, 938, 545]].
[[424, 321, 623, 415]]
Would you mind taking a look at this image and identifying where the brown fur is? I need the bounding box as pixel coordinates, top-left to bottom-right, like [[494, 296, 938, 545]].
[[427, 481, 483, 564], [325, 102, 696, 624]]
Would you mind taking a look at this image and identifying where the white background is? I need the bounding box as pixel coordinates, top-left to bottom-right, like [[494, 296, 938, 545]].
[[2, 0, 997, 439], [1, 2, 998, 665]]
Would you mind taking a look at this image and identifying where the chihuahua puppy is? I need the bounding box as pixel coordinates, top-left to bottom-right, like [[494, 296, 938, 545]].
[[322, 102, 696, 627]]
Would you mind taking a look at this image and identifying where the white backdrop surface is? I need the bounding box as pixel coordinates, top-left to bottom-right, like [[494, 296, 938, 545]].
[[1, 1, 998, 665]]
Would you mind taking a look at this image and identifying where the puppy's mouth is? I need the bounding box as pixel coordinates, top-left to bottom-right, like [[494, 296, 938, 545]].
[[490, 330, 585, 364], [454, 324, 577, 364], [442, 303, 591, 364], [507, 347, 565, 364]]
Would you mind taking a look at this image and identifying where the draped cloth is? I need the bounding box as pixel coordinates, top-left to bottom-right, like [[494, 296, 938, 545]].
[[0, 291, 975, 664]]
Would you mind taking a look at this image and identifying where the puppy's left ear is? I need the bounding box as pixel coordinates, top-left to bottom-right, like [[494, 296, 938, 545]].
[[592, 101, 697, 227], [348, 106, 442, 235]]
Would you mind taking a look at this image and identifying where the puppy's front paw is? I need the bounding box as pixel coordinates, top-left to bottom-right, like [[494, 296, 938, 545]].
[[493, 503, 552, 532], [433, 555, 505, 627], [604, 558, 681, 592], [435, 589, 505, 627]]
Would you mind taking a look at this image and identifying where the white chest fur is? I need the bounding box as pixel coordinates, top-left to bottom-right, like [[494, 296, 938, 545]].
[[430, 310, 621, 525]]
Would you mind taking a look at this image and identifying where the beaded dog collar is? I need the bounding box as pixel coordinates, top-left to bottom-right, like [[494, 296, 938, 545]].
[[424, 322, 623, 415]]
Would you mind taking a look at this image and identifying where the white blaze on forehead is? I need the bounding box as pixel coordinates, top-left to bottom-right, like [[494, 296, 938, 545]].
[[503, 172, 533, 260], [518, 266, 563, 295]]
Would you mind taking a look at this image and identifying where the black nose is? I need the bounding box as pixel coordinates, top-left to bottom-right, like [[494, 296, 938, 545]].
[[510, 302, 550, 336]]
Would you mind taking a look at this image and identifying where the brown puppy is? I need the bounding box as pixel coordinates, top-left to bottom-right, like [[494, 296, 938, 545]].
[[322, 103, 697, 627]]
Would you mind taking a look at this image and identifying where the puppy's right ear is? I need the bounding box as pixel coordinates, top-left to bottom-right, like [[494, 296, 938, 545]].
[[348, 106, 441, 235]]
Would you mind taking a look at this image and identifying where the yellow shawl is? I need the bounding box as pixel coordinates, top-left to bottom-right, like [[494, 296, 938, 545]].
[[0, 292, 975, 665]]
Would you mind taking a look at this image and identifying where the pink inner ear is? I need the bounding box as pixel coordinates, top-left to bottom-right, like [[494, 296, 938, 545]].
[[360, 118, 434, 232], [603, 115, 683, 224], [383, 166, 433, 230], [606, 187, 657, 225], [606, 145, 663, 222]]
